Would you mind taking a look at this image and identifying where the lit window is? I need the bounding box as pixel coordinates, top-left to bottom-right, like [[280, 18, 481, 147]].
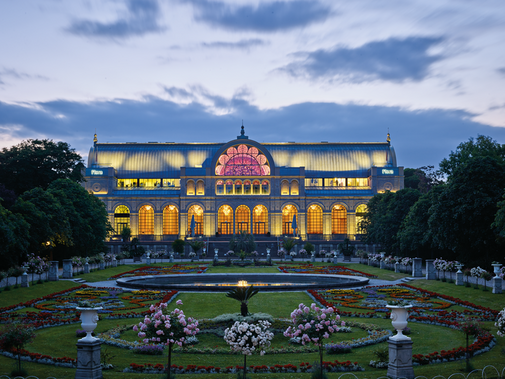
[[281, 180, 289, 195], [139, 179, 158, 188], [163, 179, 180, 188], [114, 205, 130, 233], [163, 205, 178, 235], [235, 205, 250, 233], [356, 204, 367, 233], [117, 179, 137, 188], [253, 180, 260, 195], [307, 204, 323, 234], [226, 180, 233, 194], [332, 205, 347, 234], [253, 205, 268, 234], [196, 180, 205, 195], [139, 205, 154, 235], [244, 180, 251, 195], [216, 180, 224, 195], [290, 180, 299, 195], [218, 205, 233, 234], [261, 180, 269, 194], [215, 144, 270, 176], [305, 178, 323, 187], [235, 180, 242, 195], [187, 180, 195, 195], [282, 205, 298, 235], [188, 205, 204, 235]]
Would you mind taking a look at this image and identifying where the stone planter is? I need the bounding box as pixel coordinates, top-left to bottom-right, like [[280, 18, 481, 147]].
[[492, 263, 502, 278], [76, 307, 102, 342], [386, 305, 412, 341]]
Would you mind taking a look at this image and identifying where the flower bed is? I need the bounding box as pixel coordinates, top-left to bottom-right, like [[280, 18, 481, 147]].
[[109, 264, 208, 279], [277, 264, 377, 278]]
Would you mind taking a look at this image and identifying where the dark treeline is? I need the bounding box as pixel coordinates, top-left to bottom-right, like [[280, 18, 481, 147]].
[[0, 139, 112, 271], [360, 135, 505, 267]]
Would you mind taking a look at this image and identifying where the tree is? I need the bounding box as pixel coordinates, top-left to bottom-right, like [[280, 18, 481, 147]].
[[0, 203, 30, 270], [492, 191, 505, 242], [439, 135, 505, 177], [0, 184, 17, 209], [0, 323, 35, 376], [0, 139, 84, 195], [229, 231, 256, 254], [404, 166, 443, 193], [46, 179, 111, 260], [172, 239, 186, 257], [226, 285, 259, 317], [429, 156, 505, 265]]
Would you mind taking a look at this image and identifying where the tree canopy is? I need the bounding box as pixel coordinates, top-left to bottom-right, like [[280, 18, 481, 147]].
[[0, 139, 84, 195]]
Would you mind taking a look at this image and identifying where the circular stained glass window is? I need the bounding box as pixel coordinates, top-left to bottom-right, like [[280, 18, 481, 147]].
[[215, 144, 270, 176]]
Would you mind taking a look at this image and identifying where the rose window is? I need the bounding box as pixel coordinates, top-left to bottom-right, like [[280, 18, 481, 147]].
[[215, 144, 270, 176]]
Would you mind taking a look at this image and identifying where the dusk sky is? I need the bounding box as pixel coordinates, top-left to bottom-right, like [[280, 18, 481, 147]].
[[1, 0, 505, 169]]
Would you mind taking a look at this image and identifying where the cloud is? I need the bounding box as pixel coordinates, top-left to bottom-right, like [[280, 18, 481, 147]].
[[66, 0, 165, 40], [497, 67, 505, 76], [1, 93, 504, 169], [280, 36, 445, 83], [200, 38, 267, 50], [186, 0, 331, 32], [0, 68, 49, 86]]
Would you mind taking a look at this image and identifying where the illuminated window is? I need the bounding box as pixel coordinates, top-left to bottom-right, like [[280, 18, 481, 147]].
[[281, 180, 289, 195], [196, 180, 205, 195], [253, 180, 260, 194], [282, 205, 298, 235], [307, 204, 323, 234], [262, 180, 270, 194], [235, 180, 242, 195], [290, 180, 299, 195], [163, 179, 181, 188], [114, 205, 130, 233], [332, 205, 347, 234], [253, 205, 268, 234], [163, 205, 179, 235], [187, 205, 204, 235], [139, 205, 154, 235], [215, 144, 270, 176], [356, 204, 367, 233], [139, 179, 159, 188], [216, 180, 224, 195], [305, 178, 323, 187], [348, 178, 368, 187], [244, 180, 251, 195], [117, 179, 137, 188], [225, 180, 233, 194], [218, 205, 233, 235], [235, 205, 250, 233], [324, 178, 346, 187], [187, 180, 195, 195]]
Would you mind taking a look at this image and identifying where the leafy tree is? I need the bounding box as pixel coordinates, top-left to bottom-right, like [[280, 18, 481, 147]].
[[229, 231, 256, 254], [172, 239, 186, 256], [303, 242, 315, 255], [47, 179, 111, 260], [0, 139, 84, 195], [0, 323, 35, 376], [429, 156, 505, 265], [0, 203, 30, 270], [226, 286, 259, 317], [404, 166, 443, 193], [120, 226, 131, 242], [188, 240, 205, 254], [492, 191, 505, 242], [439, 135, 505, 177], [338, 238, 355, 256], [282, 238, 297, 254], [0, 184, 17, 209]]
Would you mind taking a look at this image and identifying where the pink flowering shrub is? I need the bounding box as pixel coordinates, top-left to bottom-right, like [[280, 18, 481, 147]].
[[284, 303, 343, 377]]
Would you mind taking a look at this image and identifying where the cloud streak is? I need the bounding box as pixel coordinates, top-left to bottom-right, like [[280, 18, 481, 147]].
[[200, 38, 267, 50], [280, 36, 445, 83], [187, 0, 331, 32], [66, 0, 165, 40]]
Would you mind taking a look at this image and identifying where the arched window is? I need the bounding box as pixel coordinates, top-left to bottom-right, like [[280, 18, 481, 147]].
[[262, 180, 270, 195], [187, 205, 204, 235], [253, 205, 268, 234], [332, 205, 347, 234], [216, 180, 224, 195], [235, 205, 250, 233], [196, 180, 205, 196], [218, 205, 233, 235], [244, 180, 251, 195], [281, 180, 289, 195], [307, 204, 323, 234], [187, 180, 195, 196], [225, 180, 233, 195], [253, 180, 261, 195], [114, 205, 130, 234], [139, 205, 154, 235], [290, 180, 299, 196], [163, 205, 179, 235], [282, 205, 298, 235], [215, 144, 270, 176], [356, 204, 368, 234], [235, 180, 242, 195]]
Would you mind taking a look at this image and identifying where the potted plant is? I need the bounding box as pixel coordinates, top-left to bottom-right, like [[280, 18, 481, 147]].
[[172, 239, 186, 261], [338, 238, 355, 262]]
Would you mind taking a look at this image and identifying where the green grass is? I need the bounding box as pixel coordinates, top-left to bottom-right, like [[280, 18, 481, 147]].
[[0, 281, 79, 308]]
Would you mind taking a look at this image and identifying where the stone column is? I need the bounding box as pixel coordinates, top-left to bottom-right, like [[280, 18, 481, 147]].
[[387, 339, 414, 379], [332, 252, 338, 264], [425, 259, 436, 280], [380, 260, 386, 269], [493, 277, 502, 294], [99, 262, 105, 270], [311, 252, 315, 263], [49, 261, 59, 281], [455, 264, 464, 286], [170, 252, 174, 263], [21, 270, 29, 288], [394, 262, 400, 273], [75, 340, 103, 379], [62, 259, 73, 279], [412, 258, 423, 277], [84, 263, 90, 274], [112, 258, 117, 267]]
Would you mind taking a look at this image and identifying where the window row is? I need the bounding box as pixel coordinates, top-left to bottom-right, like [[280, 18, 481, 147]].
[[281, 180, 299, 195], [113, 203, 367, 236], [117, 178, 181, 189], [215, 180, 270, 195], [305, 178, 369, 188]]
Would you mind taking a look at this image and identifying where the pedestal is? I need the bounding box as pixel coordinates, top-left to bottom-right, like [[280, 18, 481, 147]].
[[493, 277, 502, 294], [170, 254, 174, 263], [146, 257, 151, 265], [412, 258, 423, 277], [425, 259, 436, 280], [84, 263, 90, 274], [21, 272, 29, 287], [62, 259, 73, 279], [394, 262, 400, 273], [75, 340, 103, 379], [333, 256, 338, 264], [112, 260, 117, 267], [380, 260, 386, 269], [387, 339, 414, 379], [49, 261, 59, 281], [311, 254, 315, 263], [456, 271, 464, 286]]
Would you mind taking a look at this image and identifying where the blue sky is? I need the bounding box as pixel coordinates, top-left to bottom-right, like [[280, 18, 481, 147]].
[[1, 0, 505, 169]]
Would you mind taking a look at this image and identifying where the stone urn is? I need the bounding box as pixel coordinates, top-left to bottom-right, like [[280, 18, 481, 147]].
[[492, 263, 502, 278], [386, 305, 412, 341], [76, 307, 102, 342]]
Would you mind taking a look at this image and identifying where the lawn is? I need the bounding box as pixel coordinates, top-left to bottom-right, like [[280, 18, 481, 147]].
[[1, 262, 504, 379]]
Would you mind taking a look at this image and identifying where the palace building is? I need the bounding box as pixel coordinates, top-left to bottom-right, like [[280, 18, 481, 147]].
[[83, 126, 404, 244]]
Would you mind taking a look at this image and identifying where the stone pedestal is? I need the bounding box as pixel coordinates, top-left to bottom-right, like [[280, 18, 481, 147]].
[[49, 261, 59, 281], [456, 270, 464, 286], [112, 260, 117, 267], [99, 262, 105, 270], [62, 259, 73, 279], [412, 258, 423, 277], [493, 277, 502, 294], [21, 272, 29, 287], [170, 253, 174, 263], [380, 260, 386, 269], [394, 262, 400, 273], [387, 339, 414, 379], [333, 255, 338, 264], [425, 259, 436, 280], [311, 253, 315, 263], [75, 340, 103, 379], [84, 263, 90, 274], [146, 257, 151, 265]]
